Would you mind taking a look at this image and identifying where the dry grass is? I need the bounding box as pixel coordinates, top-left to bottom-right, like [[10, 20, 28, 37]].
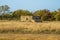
[[0, 21, 60, 40], [0, 34, 60, 40], [0, 21, 60, 30]]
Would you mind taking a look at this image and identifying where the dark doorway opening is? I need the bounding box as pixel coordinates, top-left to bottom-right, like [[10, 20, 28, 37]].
[[26, 18, 28, 20]]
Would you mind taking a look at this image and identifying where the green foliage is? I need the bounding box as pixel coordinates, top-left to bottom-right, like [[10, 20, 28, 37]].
[[12, 10, 32, 20], [41, 14, 52, 21], [0, 5, 10, 14], [34, 9, 53, 21], [1, 5, 60, 21], [55, 13, 60, 21]]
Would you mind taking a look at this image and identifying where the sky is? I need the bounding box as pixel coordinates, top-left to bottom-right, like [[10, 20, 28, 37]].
[[0, 0, 60, 12]]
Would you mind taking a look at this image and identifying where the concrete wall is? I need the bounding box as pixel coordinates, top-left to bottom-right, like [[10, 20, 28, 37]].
[[20, 16, 33, 22]]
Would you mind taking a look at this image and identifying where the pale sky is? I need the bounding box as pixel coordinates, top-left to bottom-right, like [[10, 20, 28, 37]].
[[0, 0, 60, 12]]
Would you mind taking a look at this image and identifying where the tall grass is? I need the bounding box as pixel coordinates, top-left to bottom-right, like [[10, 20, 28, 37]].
[[0, 27, 60, 34]]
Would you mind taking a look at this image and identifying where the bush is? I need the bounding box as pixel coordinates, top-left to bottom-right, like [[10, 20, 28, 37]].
[[55, 13, 60, 21]]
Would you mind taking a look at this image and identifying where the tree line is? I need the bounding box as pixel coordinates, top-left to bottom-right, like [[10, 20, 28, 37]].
[[0, 5, 60, 21]]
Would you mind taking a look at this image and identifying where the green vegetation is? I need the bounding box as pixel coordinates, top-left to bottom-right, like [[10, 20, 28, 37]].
[[0, 5, 60, 21]]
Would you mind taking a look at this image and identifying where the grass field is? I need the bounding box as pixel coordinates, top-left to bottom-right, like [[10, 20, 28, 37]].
[[0, 21, 60, 40], [0, 34, 60, 40], [0, 21, 60, 30]]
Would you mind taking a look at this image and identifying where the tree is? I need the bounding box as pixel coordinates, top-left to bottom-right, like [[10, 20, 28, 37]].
[[55, 13, 60, 21], [0, 6, 1, 12], [0, 5, 10, 20], [41, 13, 53, 21], [55, 9, 60, 21], [0, 5, 10, 14], [34, 9, 52, 21], [51, 11, 57, 21], [12, 10, 32, 19], [57, 9, 60, 12]]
